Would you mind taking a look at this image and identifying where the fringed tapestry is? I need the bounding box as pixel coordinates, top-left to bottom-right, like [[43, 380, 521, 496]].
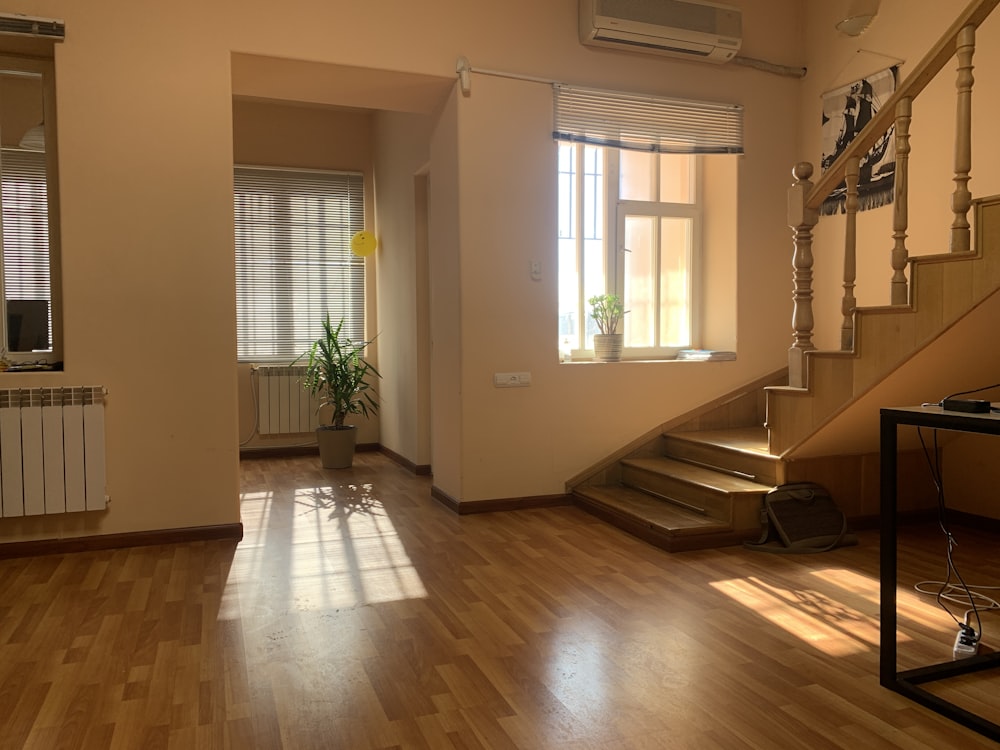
[[820, 66, 897, 216]]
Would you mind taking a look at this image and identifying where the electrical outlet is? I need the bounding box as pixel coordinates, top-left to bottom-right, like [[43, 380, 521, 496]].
[[493, 371, 531, 388]]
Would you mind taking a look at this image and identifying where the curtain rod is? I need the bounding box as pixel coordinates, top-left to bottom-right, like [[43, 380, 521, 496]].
[[455, 52, 806, 97], [455, 57, 560, 96]]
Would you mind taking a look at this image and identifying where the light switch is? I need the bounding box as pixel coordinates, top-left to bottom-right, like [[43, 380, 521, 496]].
[[530, 260, 542, 281]]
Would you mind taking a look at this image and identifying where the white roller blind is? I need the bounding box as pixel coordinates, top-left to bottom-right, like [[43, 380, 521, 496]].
[[234, 166, 365, 362], [553, 84, 744, 154]]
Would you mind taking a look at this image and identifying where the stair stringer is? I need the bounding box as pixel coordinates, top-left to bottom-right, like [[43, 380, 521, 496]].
[[568, 371, 789, 552], [767, 195, 1000, 455]]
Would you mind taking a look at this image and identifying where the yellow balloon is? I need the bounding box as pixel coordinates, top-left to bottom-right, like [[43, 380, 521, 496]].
[[350, 230, 377, 257]]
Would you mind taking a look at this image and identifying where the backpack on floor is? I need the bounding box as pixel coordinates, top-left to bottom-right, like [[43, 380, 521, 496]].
[[744, 482, 858, 554]]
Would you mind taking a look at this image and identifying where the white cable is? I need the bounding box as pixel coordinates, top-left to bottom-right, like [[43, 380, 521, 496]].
[[914, 581, 1000, 608], [913, 580, 1000, 639]]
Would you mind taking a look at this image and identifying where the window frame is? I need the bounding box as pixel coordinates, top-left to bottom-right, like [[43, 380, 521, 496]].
[[0, 54, 61, 365], [554, 84, 740, 362], [560, 143, 703, 361], [613, 149, 703, 359], [233, 164, 366, 364]]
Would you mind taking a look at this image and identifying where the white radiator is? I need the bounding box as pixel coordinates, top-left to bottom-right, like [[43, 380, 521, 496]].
[[0, 386, 107, 518], [256, 366, 320, 435]]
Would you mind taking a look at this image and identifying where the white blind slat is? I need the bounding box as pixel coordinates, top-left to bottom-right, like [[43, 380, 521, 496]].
[[553, 84, 744, 154], [234, 166, 366, 361]]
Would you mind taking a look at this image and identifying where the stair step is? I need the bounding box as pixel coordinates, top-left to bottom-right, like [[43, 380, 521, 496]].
[[620, 456, 774, 495], [573, 485, 755, 552], [670, 426, 771, 454], [618, 456, 771, 529], [575, 484, 729, 534], [662, 427, 782, 485]]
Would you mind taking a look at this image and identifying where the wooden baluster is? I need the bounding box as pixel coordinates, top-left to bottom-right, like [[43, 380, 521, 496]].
[[890, 97, 912, 304], [841, 156, 860, 350], [788, 162, 818, 388], [951, 25, 975, 253]]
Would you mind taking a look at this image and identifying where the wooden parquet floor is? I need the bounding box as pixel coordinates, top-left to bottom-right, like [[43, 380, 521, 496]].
[[2, 451, 1000, 748]]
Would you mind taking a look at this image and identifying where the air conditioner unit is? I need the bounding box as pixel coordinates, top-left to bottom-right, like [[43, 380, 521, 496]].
[[579, 0, 742, 64]]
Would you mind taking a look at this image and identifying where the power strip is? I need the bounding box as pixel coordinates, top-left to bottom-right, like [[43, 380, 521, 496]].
[[953, 625, 979, 660]]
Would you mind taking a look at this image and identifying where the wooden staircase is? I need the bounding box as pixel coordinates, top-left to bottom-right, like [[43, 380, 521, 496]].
[[571, 1, 1000, 552], [572, 195, 1000, 552], [572, 386, 786, 552]]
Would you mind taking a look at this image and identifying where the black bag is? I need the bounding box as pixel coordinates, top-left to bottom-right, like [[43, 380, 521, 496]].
[[744, 482, 858, 554]]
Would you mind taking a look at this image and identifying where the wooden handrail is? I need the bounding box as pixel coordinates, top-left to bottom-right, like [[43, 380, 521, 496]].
[[806, 0, 1000, 211]]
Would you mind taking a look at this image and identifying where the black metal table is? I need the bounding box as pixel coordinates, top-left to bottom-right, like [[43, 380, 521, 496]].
[[880, 405, 1000, 741]]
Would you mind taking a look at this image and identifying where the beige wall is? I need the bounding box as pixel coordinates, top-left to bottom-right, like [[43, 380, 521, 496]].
[[700, 155, 739, 351], [428, 88, 463, 501], [445, 45, 803, 503], [373, 111, 434, 466], [0, 0, 808, 543], [0, 0, 239, 542]]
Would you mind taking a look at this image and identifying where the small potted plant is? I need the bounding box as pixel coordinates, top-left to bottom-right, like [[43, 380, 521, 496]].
[[297, 315, 380, 468], [589, 294, 625, 361]]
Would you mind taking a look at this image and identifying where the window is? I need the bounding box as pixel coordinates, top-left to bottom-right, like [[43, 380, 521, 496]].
[[554, 85, 742, 360], [559, 145, 699, 357], [234, 166, 365, 362], [0, 56, 60, 362]]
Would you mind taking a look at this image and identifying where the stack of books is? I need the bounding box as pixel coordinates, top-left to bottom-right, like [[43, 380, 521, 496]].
[[675, 349, 737, 361]]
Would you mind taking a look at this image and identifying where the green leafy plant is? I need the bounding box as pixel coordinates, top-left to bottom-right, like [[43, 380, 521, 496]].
[[588, 294, 625, 335], [296, 315, 380, 428]]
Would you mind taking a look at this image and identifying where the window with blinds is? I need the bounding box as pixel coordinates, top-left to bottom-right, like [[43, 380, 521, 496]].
[[555, 85, 741, 360], [0, 53, 59, 361], [234, 166, 366, 362], [1, 148, 51, 353], [553, 84, 744, 155]]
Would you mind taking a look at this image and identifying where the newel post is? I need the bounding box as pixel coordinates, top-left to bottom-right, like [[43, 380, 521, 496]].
[[788, 162, 819, 388]]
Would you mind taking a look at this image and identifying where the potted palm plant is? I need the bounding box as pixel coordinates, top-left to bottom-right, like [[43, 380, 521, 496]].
[[297, 315, 380, 468], [589, 294, 625, 361]]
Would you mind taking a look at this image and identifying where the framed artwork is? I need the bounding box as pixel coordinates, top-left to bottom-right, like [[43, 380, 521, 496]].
[[820, 66, 898, 215]]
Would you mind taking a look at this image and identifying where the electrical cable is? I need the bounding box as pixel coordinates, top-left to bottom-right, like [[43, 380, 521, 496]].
[[943, 382, 1000, 400], [945, 382, 1000, 412], [913, 581, 1000, 629], [238, 366, 261, 446], [921, 382, 1000, 411], [916, 427, 985, 642]]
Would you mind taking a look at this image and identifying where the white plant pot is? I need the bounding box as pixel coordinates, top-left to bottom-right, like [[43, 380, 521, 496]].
[[593, 333, 624, 362]]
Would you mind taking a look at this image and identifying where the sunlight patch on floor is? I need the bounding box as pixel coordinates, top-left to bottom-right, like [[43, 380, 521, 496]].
[[710, 572, 883, 656], [230, 483, 427, 612]]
